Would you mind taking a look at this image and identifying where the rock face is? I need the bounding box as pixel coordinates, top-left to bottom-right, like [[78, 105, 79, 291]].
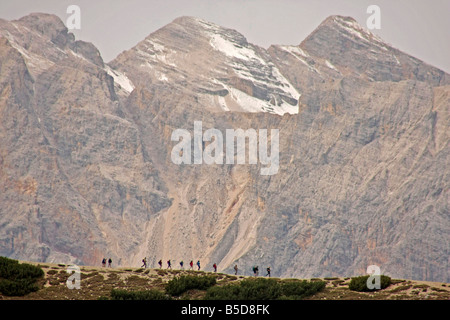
[[0, 13, 170, 266], [0, 14, 448, 282], [110, 16, 300, 115]]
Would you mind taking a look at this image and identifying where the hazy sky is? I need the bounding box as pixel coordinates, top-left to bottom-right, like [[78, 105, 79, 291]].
[[1, 0, 449, 73]]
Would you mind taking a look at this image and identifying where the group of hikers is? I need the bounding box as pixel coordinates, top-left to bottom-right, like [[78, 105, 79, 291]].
[[251, 265, 271, 277], [140, 257, 271, 277], [155, 259, 203, 271], [101, 258, 113, 268], [103, 257, 271, 277]]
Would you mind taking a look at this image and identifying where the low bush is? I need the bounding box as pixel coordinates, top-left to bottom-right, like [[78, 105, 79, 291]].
[[0, 278, 41, 296], [205, 278, 326, 300], [349, 275, 391, 292], [280, 280, 326, 299], [204, 283, 242, 300], [0, 256, 44, 296], [166, 275, 217, 296], [110, 288, 171, 300], [239, 278, 281, 300]]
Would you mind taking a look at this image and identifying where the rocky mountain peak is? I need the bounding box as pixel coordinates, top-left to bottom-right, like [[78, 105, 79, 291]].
[[0, 12, 106, 80], [170, 16, 248, 41], [299, 15, 450, 85], [110, 16, 300, 115], [17, 12, 69, 44]]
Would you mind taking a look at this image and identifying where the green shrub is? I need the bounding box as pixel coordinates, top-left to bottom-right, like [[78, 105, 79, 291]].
[[205, 283, 242, 300], [205, 278, 326, 300], [0, 278, 40, 296], [280, 280, 326, 299], [0, 256, 44, 296], [110, 288, 171, 300], [239, 278, 281, 300], [349, 275, 391, 292], [166, 275, 217, 296]]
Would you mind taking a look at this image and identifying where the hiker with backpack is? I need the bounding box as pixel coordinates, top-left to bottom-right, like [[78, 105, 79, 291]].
[[158, 259, 162, 269], [197, 260, 201, 271], [108, 258, 112, 268], [189, 260, 194, 270], [234, 264, 238, 275], [102, 258, 106, 268], [141, 257, 147, 268], [266, 267, 271, 277], [180, 261, 184, 269], [213, 263, 217, 272], [167, 260, 172, 269]]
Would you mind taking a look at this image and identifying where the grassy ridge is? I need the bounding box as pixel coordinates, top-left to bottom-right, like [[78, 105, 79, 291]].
[[1, 259, 449, 300]]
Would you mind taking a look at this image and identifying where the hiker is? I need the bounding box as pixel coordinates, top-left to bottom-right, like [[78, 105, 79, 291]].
[[167, 260, 172, 269], [141, 257, 147, 268], [266, 267, 271, 277], [197, 260, 201, 271], [189, 260, 194, 270], [158, 259, 162, 269], [180, 261, 184, 269], [213, 263, 217, 272], [253, 266, 259, 276], [108, 258, 112, 268], [234, 264, 238, 275], [102, 258, 106, 268]]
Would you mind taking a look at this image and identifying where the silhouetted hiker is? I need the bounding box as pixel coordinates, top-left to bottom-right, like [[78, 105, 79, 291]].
[[197, 260, 201, 271], [141, 257, 147, 268], [167, 260, 172, 269], [102, 258, 106, 268], [108, 258, 112, 268], [158, 259, 162, 269], [213, 263, 217, 272], [234, 264, 238, 275], [266, 267, 271, 277], [189, 260, 194, 270], [180, 261, 184, 269], [252, 266, 259, 276]]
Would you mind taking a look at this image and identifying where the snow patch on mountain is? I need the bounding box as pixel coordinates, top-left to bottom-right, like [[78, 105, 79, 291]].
[[208, 35, 300, 114], [135, 40, 177, 68], [280, 45, 310, 58], [280, 45, 320, 74], [270, 65, 301, 100], [332, 16, 388, 51], [325, 59, 339, 71], [210, 34, 265, 64], [105, 65, 135, 93], [213, 79, 298, 115], [2, 30, 56, 75]]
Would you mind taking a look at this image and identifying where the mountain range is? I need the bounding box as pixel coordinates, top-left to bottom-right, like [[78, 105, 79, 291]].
[[0, 13, 448, 282]]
